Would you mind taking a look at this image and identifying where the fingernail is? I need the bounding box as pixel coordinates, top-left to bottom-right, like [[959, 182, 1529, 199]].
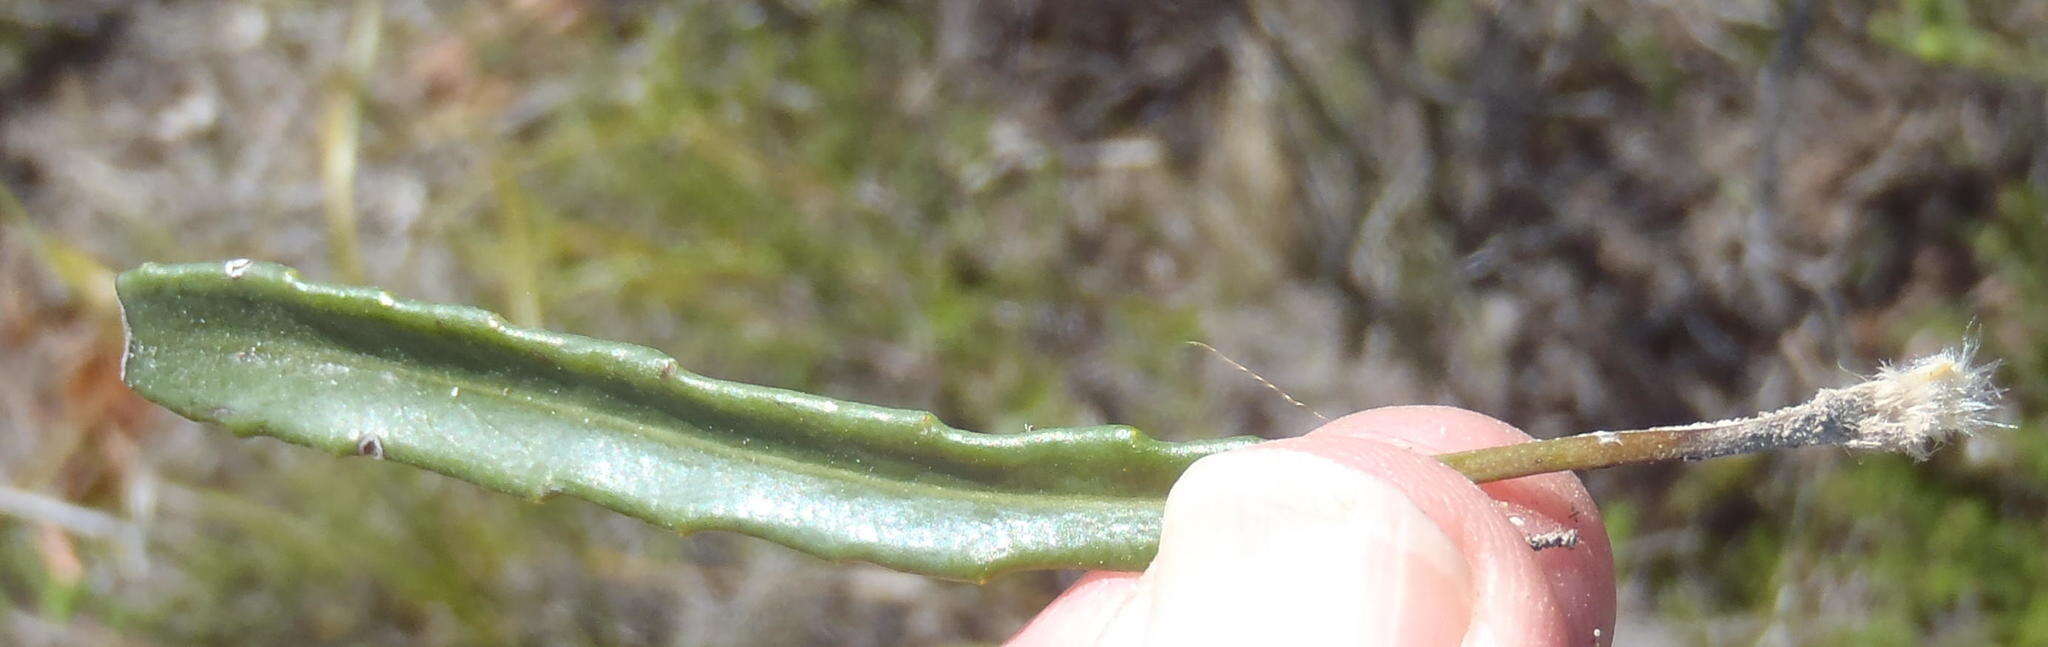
[[1140, 448, 1473, 646]]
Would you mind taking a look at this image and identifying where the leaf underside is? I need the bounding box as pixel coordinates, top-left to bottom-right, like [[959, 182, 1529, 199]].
[[117, 261, 1258, 581]]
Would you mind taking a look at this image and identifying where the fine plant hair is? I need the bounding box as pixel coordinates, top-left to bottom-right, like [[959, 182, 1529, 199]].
[[1187, 341, 1328, 422]]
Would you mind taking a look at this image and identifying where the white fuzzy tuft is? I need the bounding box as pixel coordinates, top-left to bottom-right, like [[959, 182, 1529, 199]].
[[1846, 343, 2006, 457]]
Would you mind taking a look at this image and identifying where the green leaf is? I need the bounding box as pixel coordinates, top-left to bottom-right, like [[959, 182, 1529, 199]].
[[117, 261, 1258, 581]]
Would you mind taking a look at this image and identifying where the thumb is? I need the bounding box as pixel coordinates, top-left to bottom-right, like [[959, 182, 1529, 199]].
[[1011, 408, 1597, 647], [1125, 446, 1477, 646]]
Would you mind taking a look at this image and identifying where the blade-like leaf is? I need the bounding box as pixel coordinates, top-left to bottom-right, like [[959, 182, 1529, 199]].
[[118, 261, 1259, 581]]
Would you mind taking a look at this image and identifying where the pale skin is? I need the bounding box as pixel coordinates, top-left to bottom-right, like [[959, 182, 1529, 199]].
[[1009, 406, 1618, 646]]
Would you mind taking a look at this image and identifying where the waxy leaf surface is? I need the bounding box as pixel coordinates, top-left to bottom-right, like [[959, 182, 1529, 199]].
[[118, 261, 1258, 580]]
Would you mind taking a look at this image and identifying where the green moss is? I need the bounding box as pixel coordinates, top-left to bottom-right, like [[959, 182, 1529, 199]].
[[1870, 0, 2047, 80]]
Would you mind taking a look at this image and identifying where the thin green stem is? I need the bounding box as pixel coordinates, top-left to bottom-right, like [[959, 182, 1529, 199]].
[[1439, 347, 2001, 483]]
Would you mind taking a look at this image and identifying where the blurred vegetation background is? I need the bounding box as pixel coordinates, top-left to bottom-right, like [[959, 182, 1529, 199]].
[[1, 0, 2044, 644]]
